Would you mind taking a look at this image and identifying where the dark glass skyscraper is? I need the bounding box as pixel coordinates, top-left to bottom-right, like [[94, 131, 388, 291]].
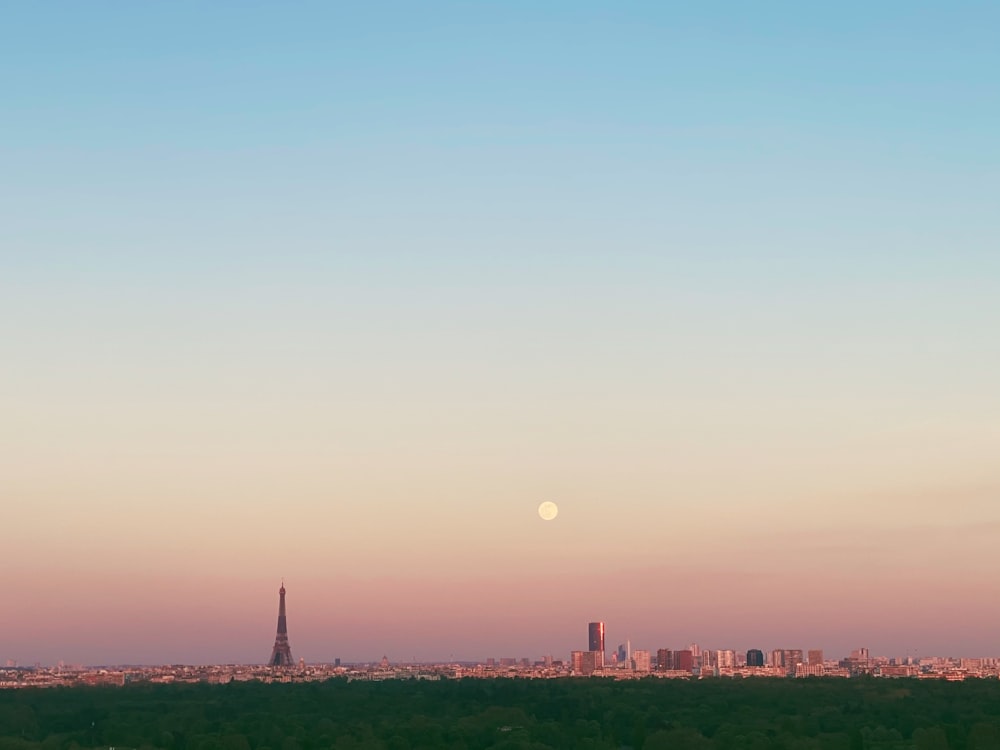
[[746, 648, 765, 667], [588, 621, 605, 657]]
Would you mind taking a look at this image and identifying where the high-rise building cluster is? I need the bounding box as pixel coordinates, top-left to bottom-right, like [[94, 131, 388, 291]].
[[570, 620, 843, 678]]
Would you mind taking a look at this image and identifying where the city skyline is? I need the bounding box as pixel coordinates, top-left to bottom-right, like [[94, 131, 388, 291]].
[[3, 2, 999, 667], [3, 581, 998, 668]]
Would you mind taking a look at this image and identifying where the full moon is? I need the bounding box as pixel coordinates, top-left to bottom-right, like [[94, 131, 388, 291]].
[[538, 501, 559, 521]]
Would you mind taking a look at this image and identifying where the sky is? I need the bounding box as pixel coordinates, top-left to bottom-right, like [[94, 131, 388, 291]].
[[2, 1, 999, 666]]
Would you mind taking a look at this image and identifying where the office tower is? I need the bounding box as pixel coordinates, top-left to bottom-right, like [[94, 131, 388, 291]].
[[268, 581, 294, 667], [632, 650, 651, 672], [808, 649, 824, 665], [675, 649, 694, 672], [588, 622, 605, 653], [716, 649, 735, 669], [784, 649, 804, 674], [656, 648, 673, 671], [616, 640, 631, 667], [570, 651, 583, 673], [769, 649, 804, 674], [746, 649, 765, 667], [588, 622, 605, 667]]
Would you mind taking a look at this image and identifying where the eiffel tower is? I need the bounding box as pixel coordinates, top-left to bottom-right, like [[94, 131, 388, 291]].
[[268, 581, 294, 667]]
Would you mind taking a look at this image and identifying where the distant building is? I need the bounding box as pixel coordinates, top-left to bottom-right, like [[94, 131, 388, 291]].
[[588, 622, 605, 668], [772, 649, 803, 673], [570, 651, 583, 673], [716, 650, 735, 669], [617, 641, 631, 666], [580, 651, 600, 676], [795, 663, 825, 677], [746, 649, 765, 667], [785, 650, 804, 671], [675, 650, 694, 672], [632, 650, 651, 673], [656, 649, 673, 671], [844, 648, 873, 675], [808, 649, 824, 665], [881, 664, 918, 677]]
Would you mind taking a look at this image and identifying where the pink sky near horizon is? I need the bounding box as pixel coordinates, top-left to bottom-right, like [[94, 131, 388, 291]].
[[5, 479, 999, 665], [4, 344, 998, 663], [4, 369, 999, 664]]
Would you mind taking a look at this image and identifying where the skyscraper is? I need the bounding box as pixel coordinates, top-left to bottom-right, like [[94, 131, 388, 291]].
[[656, 648, 673, 671], [675, 650, 694, 672], [783, 649, 804, 675], [268, 581, 294, 667], [588, 622, 605, 668], [616, 640, 631, 667], [588, 621, 605, 652], [746, 649, 765, 667], [632, 650, 651, 672]]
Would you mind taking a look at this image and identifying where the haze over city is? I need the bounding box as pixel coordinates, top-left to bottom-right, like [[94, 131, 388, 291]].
[[2, 2, 998, 667]]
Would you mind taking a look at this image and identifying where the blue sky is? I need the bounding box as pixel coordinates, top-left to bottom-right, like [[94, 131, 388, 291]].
[[2, 2, 999, 663], [5, 2, 998, 274]]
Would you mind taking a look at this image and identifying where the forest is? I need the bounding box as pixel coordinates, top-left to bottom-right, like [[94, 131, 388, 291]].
[[2, 676, 1000, 750]]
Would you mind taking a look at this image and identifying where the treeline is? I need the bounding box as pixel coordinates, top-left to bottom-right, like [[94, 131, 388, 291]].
[[2, 676, 1000, 749]]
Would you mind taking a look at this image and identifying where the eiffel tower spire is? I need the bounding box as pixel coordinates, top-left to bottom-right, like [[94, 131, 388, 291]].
[[268, 581, 294, 667]]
